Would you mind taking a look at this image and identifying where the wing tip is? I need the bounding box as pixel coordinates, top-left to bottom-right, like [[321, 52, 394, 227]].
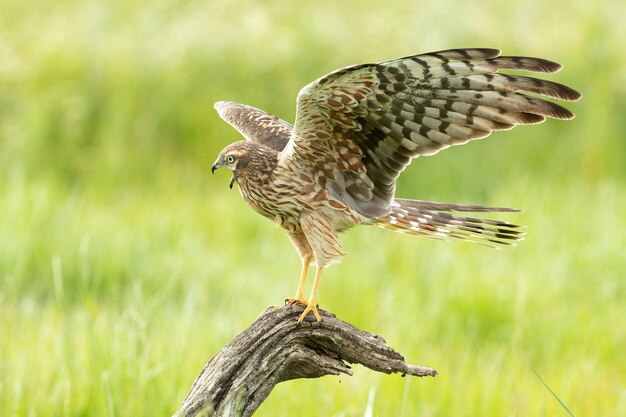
[[547, 83, 582, 102], [550, 105, 577, 120], [214, 100, 256, 121], [497, 56, 563, 73], [568, 89, 584, 102], [214, 100, 233, 113], [556, 86, 583, 102], [530, 58, 563, 73]]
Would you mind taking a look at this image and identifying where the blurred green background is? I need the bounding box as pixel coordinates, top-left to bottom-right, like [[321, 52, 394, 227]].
[[1, 0, 625, 416]]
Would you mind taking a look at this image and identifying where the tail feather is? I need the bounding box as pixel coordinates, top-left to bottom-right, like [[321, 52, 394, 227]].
[[374, 199, 525, 248], [394, 198, 521, 213]]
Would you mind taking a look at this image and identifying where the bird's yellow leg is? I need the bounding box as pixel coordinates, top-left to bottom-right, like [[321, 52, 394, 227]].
[[286, 255, 311, 306], [298, 265, 323, 323]]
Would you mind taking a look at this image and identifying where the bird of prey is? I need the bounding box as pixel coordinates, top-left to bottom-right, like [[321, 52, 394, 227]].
[[211, 48, 581, 323]]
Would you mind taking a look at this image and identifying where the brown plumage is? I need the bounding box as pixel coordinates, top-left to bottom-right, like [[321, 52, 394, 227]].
[[211, 48, 581, 322]]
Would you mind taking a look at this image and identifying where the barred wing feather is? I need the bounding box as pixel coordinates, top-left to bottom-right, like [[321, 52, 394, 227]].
[[280, 48, 581, 218], [214, 101, 292, 152]]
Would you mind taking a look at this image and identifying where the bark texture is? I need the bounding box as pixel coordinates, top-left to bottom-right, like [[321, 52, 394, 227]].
[[173, 304, 437, 417]]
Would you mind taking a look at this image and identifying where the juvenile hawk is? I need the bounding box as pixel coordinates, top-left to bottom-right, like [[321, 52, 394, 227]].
[[211, 48, 581, 322]]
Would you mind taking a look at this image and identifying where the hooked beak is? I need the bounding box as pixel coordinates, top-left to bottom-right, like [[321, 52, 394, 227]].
[[211, 159, 236, 189]]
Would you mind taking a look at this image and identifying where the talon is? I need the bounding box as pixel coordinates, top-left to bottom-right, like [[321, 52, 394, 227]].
[[297, 301, 321, 323], [286, 297, 308, 306]]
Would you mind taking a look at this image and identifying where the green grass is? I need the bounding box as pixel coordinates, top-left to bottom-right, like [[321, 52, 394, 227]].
[[1, 0, 625, 416]]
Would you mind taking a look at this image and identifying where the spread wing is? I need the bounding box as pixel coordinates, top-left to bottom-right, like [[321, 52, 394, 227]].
[[279, 48, 581, 217], [214, 101, 292, 151]]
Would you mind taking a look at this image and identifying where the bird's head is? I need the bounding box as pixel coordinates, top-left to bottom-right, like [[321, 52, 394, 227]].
[[211, 140, 278, 188], [212, 141, 249, 189]]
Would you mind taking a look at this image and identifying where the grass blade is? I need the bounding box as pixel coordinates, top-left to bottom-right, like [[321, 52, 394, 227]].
[[532, 368, 576, 417]]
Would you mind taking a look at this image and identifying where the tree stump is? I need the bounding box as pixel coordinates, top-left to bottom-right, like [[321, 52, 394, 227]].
[[173, 303, 437, 417]]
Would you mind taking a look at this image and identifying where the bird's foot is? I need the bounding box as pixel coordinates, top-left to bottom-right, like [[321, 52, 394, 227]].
[[297, 301, 321, 323], [285, 296, 308, 306]]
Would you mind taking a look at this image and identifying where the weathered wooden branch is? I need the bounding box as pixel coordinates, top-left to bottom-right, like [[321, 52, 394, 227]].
[[173, 304, 437, 417]]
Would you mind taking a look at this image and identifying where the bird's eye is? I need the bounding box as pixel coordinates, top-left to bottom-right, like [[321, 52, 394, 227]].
[[226, 155, 235, 164]]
